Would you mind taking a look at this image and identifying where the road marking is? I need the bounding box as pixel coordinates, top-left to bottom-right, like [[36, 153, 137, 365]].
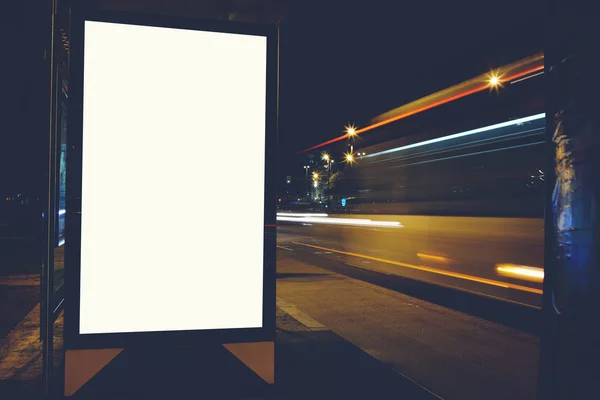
[[342, 261, 539, 308], [276, 245, 293, 251], [291, 242, 543, 295], [276, 297, 328, 331]]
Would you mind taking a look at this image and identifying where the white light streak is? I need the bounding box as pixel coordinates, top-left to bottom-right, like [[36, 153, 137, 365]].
[[510, 71, 544, 84], [277, 213, 328, 217], [496, 264, 544, 283], [366, 113, 546, 158], [277, 216, 403, 228]]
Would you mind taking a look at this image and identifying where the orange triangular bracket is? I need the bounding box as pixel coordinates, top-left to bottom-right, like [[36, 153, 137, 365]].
[[64, 348, 124, 396], [222, 341, 274, 384]]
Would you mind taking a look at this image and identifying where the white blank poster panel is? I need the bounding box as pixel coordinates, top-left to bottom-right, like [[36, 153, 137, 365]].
[[79, 21, 267, 334]]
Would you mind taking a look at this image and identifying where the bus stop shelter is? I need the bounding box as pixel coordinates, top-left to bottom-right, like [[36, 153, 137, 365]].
[[41, 0, 292, 397], [34, 0, 600, 399]]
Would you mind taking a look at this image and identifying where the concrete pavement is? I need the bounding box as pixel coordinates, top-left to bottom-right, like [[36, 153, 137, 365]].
[[0, 238, 42, 340], [0, 281, 439, 399]]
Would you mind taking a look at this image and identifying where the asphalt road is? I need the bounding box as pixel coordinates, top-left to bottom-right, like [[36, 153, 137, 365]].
[[278, 214, 544, 308], [276, 227, 541, 400]]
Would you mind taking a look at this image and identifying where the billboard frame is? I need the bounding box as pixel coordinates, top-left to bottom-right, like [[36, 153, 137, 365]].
[[65, 5, 278, 350]]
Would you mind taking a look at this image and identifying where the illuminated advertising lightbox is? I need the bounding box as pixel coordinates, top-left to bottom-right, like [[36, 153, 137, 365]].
[[66, 11, 276, 346]]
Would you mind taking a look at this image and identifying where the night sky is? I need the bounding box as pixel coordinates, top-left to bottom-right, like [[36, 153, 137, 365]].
[[0, 0, 544, 197], [278, 0, 543, 180], [1, 1, 47, 197]]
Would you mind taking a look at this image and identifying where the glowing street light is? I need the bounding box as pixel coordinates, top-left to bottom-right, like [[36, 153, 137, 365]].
[[303, 165, 311, 200], [345, 152, 355, 164], [345, 124, 358, 153], [345, 124, 357, 137], [487, 70, 504, 92], [320, 153, 333, 208]]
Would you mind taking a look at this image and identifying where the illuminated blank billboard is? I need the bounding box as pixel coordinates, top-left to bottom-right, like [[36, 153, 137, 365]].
[[78, 20, 269, 335]]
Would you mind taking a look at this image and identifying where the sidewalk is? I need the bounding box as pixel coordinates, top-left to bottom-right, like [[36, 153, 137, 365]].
[[274, 302, 438, 400], [1, 297, 438, 400]]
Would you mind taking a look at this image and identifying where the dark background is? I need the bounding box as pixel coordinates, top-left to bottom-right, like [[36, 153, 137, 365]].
[[0, 0, 543, 208], [278, 0, 543, 182]]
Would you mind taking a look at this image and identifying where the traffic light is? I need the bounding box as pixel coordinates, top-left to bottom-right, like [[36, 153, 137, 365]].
[[286, 176, 291, 184]]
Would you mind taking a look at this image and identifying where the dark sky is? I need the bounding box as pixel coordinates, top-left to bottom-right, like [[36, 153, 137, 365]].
[[278, 0, 543, 177], [1, 1, 44, 196]]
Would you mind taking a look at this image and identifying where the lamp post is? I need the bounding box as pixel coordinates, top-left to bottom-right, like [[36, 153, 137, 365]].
[[303, 165, 310, 201], [312, 171, 319, 203], [345, 124, 357, 154], [322, 153, 333, 208]]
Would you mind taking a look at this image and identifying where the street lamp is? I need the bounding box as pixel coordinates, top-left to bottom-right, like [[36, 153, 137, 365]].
[[345, 124, 357, 153], [321, 153, 333, 208], [345, 125, 357, 138], [345, 152, 355, 164], [303, 165, 310, 200], [487, 70, 504, 92]]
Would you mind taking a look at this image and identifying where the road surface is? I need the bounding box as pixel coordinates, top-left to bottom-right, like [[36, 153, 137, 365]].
[[277, 213, 544, 308], [276, 222, 541, 400]]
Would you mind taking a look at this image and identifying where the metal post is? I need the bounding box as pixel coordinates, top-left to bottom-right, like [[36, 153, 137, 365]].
[[304, 166, 309, 201], [42, 0, 58, 396], [326, 159, 331, 208], [537, 1, 600, 398]]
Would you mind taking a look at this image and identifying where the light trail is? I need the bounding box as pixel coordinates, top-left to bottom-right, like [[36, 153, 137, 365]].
[[292, 242, 543, 295], [301, 54, 544, 153], [496, 264, 544, 283], [277, 213, 329, 217], [369, 126, 544, 165], [501, 65, 545, 83], [386, 141, 545, 169], [277, 216, 402, 228], [417, 253, 451, 263], [366, 113, 545, 158], [357, 85, 488, 134], [511, 71, 544, 84], [301, 84, 488, 153]]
